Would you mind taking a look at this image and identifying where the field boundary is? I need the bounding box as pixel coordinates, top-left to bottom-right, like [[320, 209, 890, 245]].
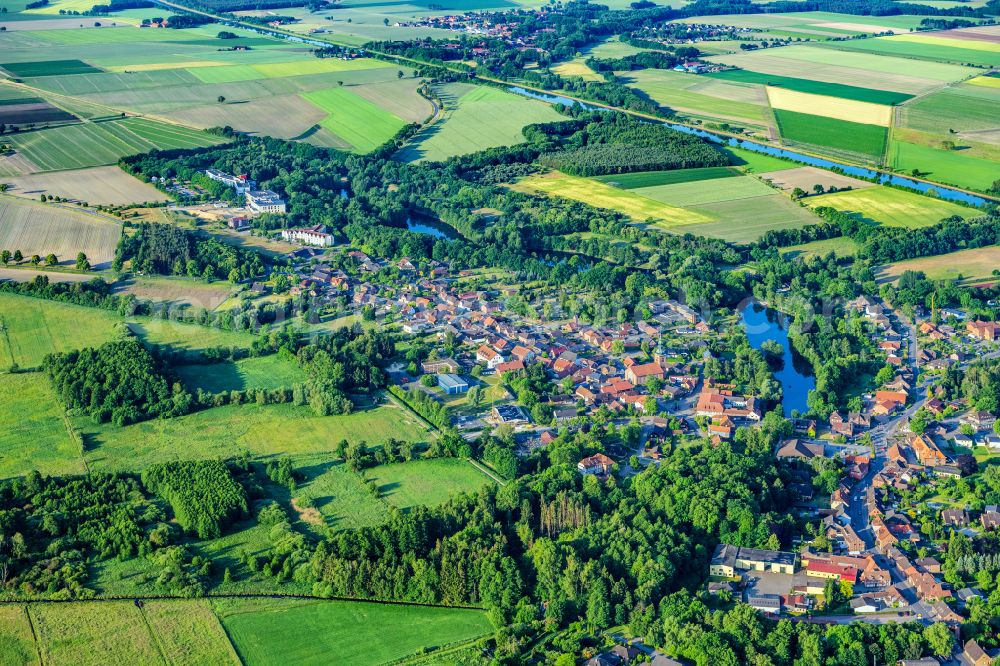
[[136, 604, 171, 666], [23, 605, 45, 666], [466, 457, 507, 486]]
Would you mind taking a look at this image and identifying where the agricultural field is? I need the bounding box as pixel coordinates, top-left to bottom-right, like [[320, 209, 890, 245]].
[[766, 86, 892, 126], [302, 86, 407, 152], [594, 167, 741, 188], [705, 69, 913, 105], [125, 317, 257, 353], [551, 59, 603, 82], [214, 597, 493, 666], [367, 458, 496, 509], [397, 83, 563, 162], [80, 402, 433, 471], [757, 166, 875, 193], [0, 292, 120, 369], [0, 606, 37, 666], [515, 169, 821, 243], [141, 600, 242, 666], [176, 355, 308, 393], [674, 11, 932, 38], [0, 372, 85, 479], [0, 196, 122, 267], [620, 68, 771, 128], [805, 186, 979, 228], [1, 166, 168, 206], [773, 109, 887, 160], [828, 31, 999, 68], [113, 275, 238, 310], [887, 139, 999, 192], [877, 245, 1000, 284]]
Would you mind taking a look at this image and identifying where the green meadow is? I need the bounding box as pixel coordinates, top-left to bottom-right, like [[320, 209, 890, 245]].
[[774, 109, 887, 159]]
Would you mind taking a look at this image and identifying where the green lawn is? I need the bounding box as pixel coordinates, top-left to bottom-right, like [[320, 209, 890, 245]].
[[81, 402, 433, 471], [774, 109, 887, 158], [398, 83, 563, 162], [366, 458, 495, 509], [126, 318, 256, 354], [302, 86, 405, 152], [0, 292, 120, 369], [806, 186, 978, 228], [0, 372, 85, 479], [214, 597, 492, 666], [724, 146, 797, 173], [176, 355, 307, 393], [705, 69, 912, 105]]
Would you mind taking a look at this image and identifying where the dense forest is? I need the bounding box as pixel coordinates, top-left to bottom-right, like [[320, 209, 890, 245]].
[[113, 222, 267, 282]]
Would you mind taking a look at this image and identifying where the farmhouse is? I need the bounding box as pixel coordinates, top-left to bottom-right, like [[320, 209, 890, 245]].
[[437, 373, 469, 394], [246, 189, 287, 214], [281, 224, 335, 247]]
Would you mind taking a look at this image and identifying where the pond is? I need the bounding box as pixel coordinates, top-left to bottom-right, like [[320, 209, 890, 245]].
[[406, 216, 461, 240], [507, 86, 991, 207], [740, 301, 816, 416]]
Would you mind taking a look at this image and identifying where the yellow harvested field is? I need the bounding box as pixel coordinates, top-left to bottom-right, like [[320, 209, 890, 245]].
[[757, 166, 875, 192], [878, 245, 1000, 284], [766, 86, 892, 126], [0, 197, 121, 268], [512, 172, 713, 228], [889, 32, 1000, 53], [968, 76, 1000, 88], [816, 21, 905, 33], [552, 60, 603, 82], [105, 61, 228, 73], [3, 166, 168, 206]]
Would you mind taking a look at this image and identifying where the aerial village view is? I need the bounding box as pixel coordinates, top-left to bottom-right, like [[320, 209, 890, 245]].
[[0, 0, 999, 661]]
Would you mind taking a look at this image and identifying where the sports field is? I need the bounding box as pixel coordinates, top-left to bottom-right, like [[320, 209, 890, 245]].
[[0, 292, 120, 368], [215, 597, 492, 666], [81, 402, 433, 471], [398, 83, 563, 162], [176, 355, 307, 393], [774, 109, 887, 159], [0, 196, 122, 267], [302, 87, 406, 152], [0, 372, 85, 478], [806, 187, 978, 228], [1, 166, 167, 205], [877, 245, 1000, 284], [368, 458, 495, 508]]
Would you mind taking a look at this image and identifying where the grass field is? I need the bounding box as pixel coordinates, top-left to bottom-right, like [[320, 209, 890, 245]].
[[1, 58, 100, 76], [302, 86, 406, 152], [297, 461, 388, 530], [724, 146, 798, 173], [114, 275, 237, 310], [513, 172, 713, 227], [126, 317, 255, 352], [774, 109, 887, 158], [780, 236, 859, 260], [898, 87, 1000, 135], [766, 86, 891, 126], [0, 606, 37, 666], [551, 59, 602, 81], [683, 194, 821, 243], [0, 196, 122, 267], [594, 167, 740, 188], [0, 292, 120, 368], [176, 355, 307, 393], [2, 166, 167, 205], [887, 139, 1000, 192], [705, 69, 912, 104], [214, 597, 492, 666], [806, 187, 978, 228], [368, 458, 495, 509], [877, 245, 1000, 284], [30, 602, 164, 665], [621, 69, 769, 125], [398, 83, 563, 162], [141, 600, 241, 666], [81, 402, 433, 471], [629, 174, 777, 207], [0, 373, 84, 479], [252, 58, 390, 78]]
